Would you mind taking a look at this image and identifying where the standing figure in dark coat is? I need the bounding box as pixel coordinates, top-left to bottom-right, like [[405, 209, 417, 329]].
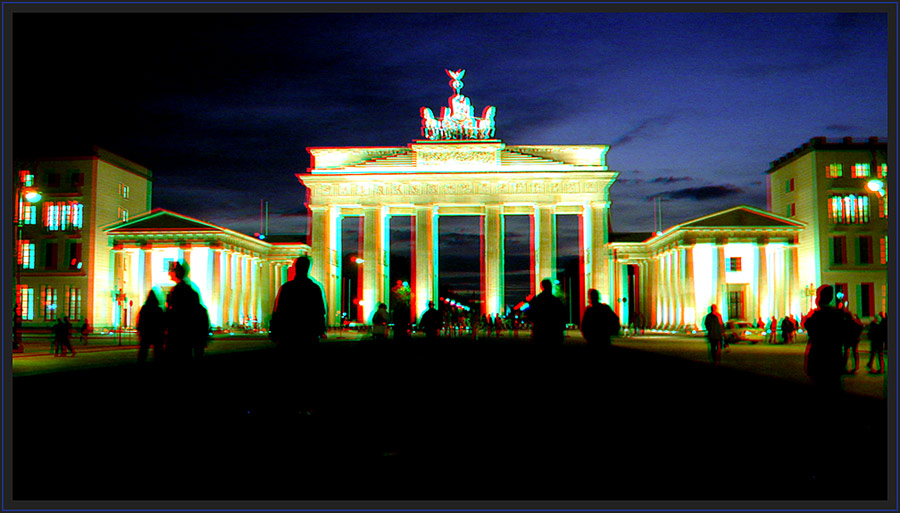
[[704, 305, 725, 364], [372, 303, 390, 341], [867, 313, 886, 374], [269, 256, 327, 352], [804, 285, 856, 395], [525, 279, 567, 345], [137, 291, 165, 365], [580, 289, 620, 351], [269, 255, 327, 415], [418, 301, 442, 342], [79, 320, 90, 345], [165, 262, 206, 365], [53, 317, 74, 357], [842, 308, 864, 374]]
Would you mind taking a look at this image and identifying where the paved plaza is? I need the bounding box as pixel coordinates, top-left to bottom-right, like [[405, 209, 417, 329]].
[[10, 329, 891, 505]]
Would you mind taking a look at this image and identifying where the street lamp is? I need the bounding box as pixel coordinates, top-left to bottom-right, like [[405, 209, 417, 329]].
[[14, 179, 41, 352], [867, 179, 885, 196]]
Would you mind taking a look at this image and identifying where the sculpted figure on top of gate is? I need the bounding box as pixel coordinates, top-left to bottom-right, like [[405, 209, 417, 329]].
[[421, 69, 496, 141]]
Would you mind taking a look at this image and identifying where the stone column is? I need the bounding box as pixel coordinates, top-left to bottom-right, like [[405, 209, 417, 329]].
[[244, 254, 253, 325], [233, 252, 243, 326], [181, 244, 192, 267], [211, 246, 222, 328], [756, 241, 768, 321], [580, 204, 593, 313], [362, 206, 388, 323], [221, 250, 232, 327], [141, 244, 153, 304], [716, 241, 727, 320], [674, 248, 684, 328], [309, 206, 341, 326], [788, 244, 799, 318], [589, 202, 609, 303], [482, 205, 504, 316], [683, 245, 696, 328], [249, 256, 258, 326], [535, 205, 557, 292], [414, 206, 438, 320]]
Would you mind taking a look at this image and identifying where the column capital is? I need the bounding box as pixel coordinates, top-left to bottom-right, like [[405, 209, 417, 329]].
[[140, 243, 153, 251], [715, 237, 729, 246]]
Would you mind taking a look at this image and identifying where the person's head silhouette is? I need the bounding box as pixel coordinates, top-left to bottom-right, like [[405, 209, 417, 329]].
[[428, 301, 434, 308], [589, 288, 600, 306], [144, 291, 159, 307], [293, 256, 311, 278], [541, 279, 552, 293], [169, 261, 189, 283], [709, 304, 718, 314], [816, 284, 834, 309]]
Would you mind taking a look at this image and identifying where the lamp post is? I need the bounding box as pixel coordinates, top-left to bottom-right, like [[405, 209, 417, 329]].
[[14, 176, 41, 353]]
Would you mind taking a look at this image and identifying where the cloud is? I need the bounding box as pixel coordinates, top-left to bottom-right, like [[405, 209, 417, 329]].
[[649, 176, 693, 184], [650, 185, 744, 201], [612, 115, 677, 146]]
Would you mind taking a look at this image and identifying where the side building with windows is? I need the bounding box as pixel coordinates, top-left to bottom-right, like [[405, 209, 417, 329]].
[[15, 147, 153, 329], [766, 136, 887, 319]]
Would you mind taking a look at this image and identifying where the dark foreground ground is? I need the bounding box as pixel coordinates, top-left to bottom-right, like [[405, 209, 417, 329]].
[[11, 339, 889, 504]]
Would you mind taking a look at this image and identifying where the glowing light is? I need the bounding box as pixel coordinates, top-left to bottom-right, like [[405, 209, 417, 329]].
[[867, 179, 884, 195], [23, 188, 41, 203], [656, 231, 663, 236]]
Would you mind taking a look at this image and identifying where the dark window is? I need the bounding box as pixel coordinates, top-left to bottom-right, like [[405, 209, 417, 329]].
[[728, 291, 745, 320], [44, 242, 58, 270], [46, 173, 60, 188], [68, 242, 82, 269], [858, 236, 873, 265], [860, 283, 874, 317], [832, 237, 847, 265], [728, 257, 742, 272], [70, 172, 84, 187]]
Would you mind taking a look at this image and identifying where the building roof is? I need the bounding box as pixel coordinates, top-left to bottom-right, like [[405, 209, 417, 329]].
[[766, 136, 886, 174], [105, 209, 222, 232], [680, 205, 804, 229]]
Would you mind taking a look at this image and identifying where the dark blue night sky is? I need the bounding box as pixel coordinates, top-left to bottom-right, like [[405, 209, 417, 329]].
[[12, 9, 889, 300]]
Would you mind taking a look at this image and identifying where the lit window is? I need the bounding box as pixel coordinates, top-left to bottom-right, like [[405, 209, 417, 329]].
[[17, 286, 34, 321], [881, 236, 887, 264], [728, 257, 742, 272], [40, 285, 58, 320], [878, 163, 887, 178], [17, 199, 36, 225], [70, 202, 83, 229], [66, 287, 82, 320], [826, 163, 842, 178], [19, 170, 34, 186], [851, 163, 871, 178], [118, 207, 129, 222], [18, 240, 34, 269], [118, 183, 130, 199], [44, 203, 60, 231], [828, 195, 869, 224]]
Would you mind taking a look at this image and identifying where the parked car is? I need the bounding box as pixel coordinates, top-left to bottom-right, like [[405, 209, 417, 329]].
[[723, 320, 766, 344]]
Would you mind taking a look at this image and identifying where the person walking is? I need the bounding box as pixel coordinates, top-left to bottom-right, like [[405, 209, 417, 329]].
[[867, 313, 886, 374], [164, 262, 207, 365], [580, 289, 620, 352], [79, 319, 90, 345], [704, 305, 725, 364], [53, 317, 74, 357], [525, 279, 567, 345], [804, 285, 856, 396], [781, 316, 795, 345], [137, 292, 166, 365], [842, 309, 864, 374], [418, 301, 442, 342]]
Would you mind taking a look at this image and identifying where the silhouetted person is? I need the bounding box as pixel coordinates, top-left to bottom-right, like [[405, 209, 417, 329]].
[[392, 300, 411, 342], [419, 301, 441, 342], [580, 289, 620, 351], [867, 313, 886, 374], [804, 285, 855, 396], [526, 279, 567, 345], [165, 262, 205, 365], [704, 305, 724, 364], [137, 291, 165, 365], [842, 308, 864, 374], [767, 316, 778, 344], [53, 317, 74, 357], [781, 316, 795, 344], [79, 319, 90, 345], [269, 255, 327, 353], [372, 303, 390, 341]]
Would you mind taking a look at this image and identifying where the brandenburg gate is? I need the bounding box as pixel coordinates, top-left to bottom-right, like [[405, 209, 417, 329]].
[[298, 70, 618, 324]]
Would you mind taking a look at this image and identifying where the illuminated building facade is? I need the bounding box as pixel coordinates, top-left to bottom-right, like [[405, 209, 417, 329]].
[[767, 137, 888, 319], [106, 210, 308, 330], [15, 148, 152, 329], [609, 206, 804, 330], [299, 71, 615, 324]]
